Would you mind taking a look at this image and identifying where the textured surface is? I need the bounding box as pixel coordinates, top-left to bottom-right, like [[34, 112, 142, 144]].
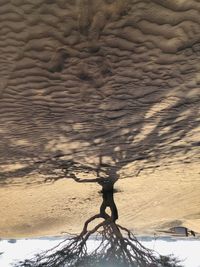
[[0, 0, 200, 237], [0, 0, 200, 182]]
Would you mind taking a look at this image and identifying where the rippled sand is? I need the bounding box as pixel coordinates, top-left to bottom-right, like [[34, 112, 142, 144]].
[[0, 0, 200, 240]]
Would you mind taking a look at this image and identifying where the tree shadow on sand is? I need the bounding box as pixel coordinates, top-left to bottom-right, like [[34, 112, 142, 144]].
[[0, 88, 199, 186], [15, 178, 183, 267], [0, 0, 200, 187]]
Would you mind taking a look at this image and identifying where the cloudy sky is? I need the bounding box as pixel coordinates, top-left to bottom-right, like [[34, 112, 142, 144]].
[[0, 237, 200, 267]]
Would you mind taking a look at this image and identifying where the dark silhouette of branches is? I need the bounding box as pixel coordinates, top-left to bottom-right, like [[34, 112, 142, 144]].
[[14, 180, 183, 267], [15, 217, 182, 267]]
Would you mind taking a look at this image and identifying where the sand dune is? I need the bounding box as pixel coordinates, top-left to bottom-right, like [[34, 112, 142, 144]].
[[0, 0, 200, 238]]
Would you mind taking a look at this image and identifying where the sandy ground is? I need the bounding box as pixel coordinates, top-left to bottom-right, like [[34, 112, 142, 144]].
[[0, 161, 200, 239], [0, 0, 200, 240]]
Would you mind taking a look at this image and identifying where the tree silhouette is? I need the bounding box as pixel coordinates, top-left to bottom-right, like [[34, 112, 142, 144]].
[[15, 177, 183, 267]]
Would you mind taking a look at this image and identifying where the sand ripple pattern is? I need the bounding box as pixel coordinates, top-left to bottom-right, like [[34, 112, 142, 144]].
[[0, 0, 200, 182]]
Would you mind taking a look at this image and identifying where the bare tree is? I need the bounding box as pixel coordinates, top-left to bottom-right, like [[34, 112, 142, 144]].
[[15, 172, 183, 267]]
